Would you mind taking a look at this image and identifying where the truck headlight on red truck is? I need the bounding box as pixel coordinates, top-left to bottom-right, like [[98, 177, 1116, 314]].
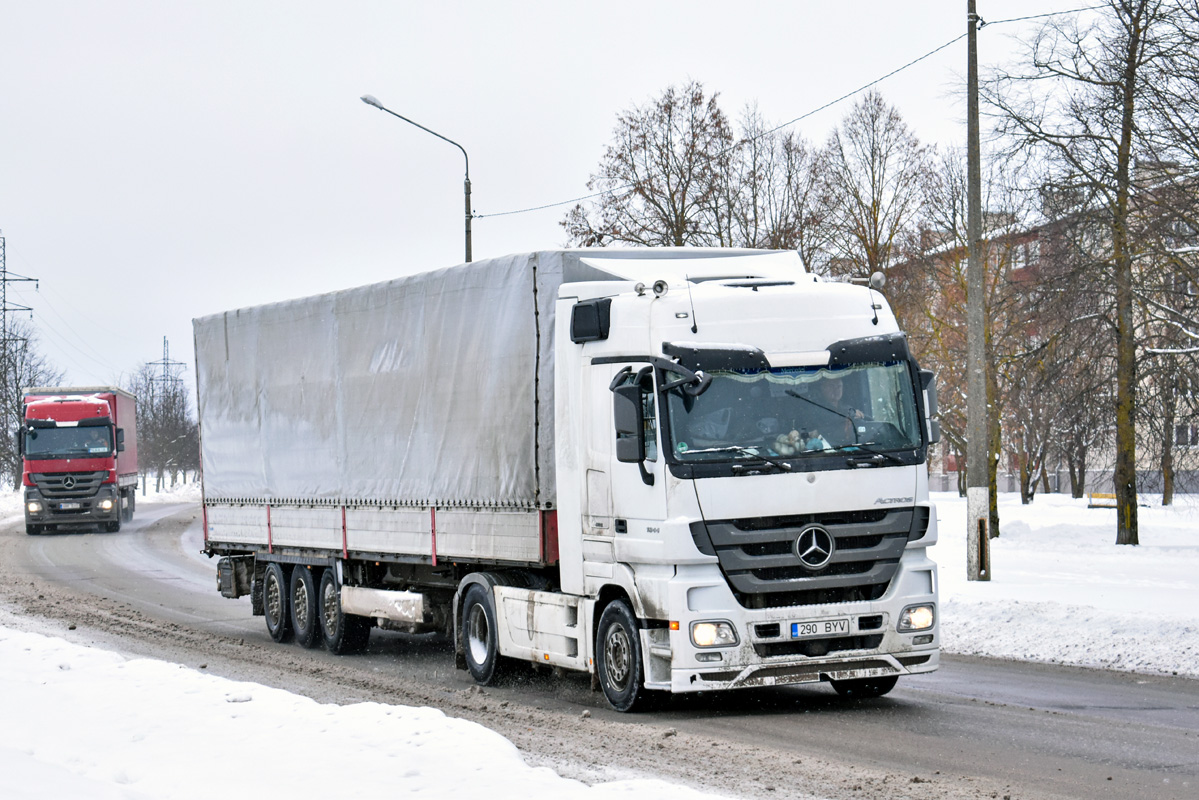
[[98, 498, 115, 512], [27, 501, 42, 514]]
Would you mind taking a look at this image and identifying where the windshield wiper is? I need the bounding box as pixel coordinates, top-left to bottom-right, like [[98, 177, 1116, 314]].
[[825, 441, 905, 466], [682, 445, 793, 472]]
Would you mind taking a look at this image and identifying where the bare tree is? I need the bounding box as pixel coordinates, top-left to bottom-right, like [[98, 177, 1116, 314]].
[[124, 362, 198, 492], [822, 90, 934, 278], [985, 0, 1189, 544], [562, 81, 733, 247], [1, 320, 64, 488]]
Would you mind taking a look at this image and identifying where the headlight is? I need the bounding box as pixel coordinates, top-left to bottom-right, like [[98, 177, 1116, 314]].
[[99, 499, 115, 512], [27, 501, 42, 513], [690, 621, 739, 648], [897, 604, 935, 632]]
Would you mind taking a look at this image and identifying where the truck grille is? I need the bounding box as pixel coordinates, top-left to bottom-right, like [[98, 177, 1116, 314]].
[[691, 508, 927, 609], [31, 471, 107, 499]]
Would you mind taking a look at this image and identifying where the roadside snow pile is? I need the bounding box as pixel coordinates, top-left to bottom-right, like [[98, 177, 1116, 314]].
[[931, 491, 1199, 677], [0, 625, 735, 800]]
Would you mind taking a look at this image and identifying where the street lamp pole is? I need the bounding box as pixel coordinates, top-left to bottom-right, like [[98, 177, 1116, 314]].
[[361, 94, 472, 263]]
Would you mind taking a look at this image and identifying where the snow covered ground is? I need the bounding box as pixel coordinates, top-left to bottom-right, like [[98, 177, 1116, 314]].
[[931, 491, 1199, 678], [2, 486, 1196, 798]]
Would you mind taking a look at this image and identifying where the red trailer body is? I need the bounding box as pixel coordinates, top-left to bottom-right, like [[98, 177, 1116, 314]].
[[21, 386, 139, 534]]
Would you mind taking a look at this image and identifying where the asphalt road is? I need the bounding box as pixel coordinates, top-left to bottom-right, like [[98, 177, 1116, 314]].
[[2, 501, 1196, 800]]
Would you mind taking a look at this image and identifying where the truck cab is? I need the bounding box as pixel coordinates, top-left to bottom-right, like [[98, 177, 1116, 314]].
[[21, 388, 138, 534], [553, 254, 939, 707]]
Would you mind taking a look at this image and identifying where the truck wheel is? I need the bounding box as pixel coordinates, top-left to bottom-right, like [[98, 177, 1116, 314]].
[[25, 524, 41, 535], [263, 563, 293, 643], [106, 517, 121, 533], [319, 568, 370, 655], [290, 566, 322, 649], [461, 583, 507, 685], [830, 675, 898, 699], [596, 599, 657, 712]]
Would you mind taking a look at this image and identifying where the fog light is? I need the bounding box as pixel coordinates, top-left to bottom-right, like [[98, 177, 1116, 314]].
[[898, 604, 935, 632], [696, 652, 723, 663], [913, 634, 934, 645], [99, 499, 114, 512], [27, 501, 42, 514], [690, 621, 738, 648]]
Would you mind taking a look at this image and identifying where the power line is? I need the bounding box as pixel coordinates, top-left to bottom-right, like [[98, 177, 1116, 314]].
[[984, 5, 1106, 28], [475, 4, 1103, 221]]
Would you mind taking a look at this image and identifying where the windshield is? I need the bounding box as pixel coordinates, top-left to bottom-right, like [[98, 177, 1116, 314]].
[[24, 426, 113, 459], [665, 361, 921, 463]]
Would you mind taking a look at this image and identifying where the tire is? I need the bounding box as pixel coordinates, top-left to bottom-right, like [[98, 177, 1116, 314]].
[[319, 568, 371, 655], [262, 563, 293, 643], [105, 517, 121, 533], [121, 489, 134, 523], [461, 582, 506, 685], [596, 599, 656, 712], [830, 675, 899, 699], [25, 524, 40, 535], [290, 566, 322, 649]]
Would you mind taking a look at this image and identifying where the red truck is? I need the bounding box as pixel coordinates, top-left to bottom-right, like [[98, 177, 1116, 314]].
[[20, 386, 139, 535]]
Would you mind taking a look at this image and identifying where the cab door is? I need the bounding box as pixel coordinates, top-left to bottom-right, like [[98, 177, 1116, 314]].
[[583, 364, 667, 590]]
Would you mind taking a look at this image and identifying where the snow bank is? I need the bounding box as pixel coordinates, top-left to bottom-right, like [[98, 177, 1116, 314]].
[[0, 626, 732, 800], [931, 491, 1199, 677]]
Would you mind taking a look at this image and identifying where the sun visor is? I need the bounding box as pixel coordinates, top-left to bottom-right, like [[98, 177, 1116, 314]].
[[662, 341, 770, 372], [827, 333, 910, 367]]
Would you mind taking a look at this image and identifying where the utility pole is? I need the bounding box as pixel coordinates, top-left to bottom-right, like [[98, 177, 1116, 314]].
[[146, 336, 187, 493], [148, 336, 186, 389], [0, 231, 38, 486], [0, 231, 39, 363], [966, 1, 991, 580]]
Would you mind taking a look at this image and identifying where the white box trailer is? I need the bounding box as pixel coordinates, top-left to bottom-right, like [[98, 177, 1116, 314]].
[[196, 248, 941, 711]]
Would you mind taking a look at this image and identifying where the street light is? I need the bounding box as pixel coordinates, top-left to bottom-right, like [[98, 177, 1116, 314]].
[[360, 94, 473, 263]]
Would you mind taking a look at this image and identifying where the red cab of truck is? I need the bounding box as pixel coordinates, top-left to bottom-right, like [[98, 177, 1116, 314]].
[[20, 386, 139, 535]]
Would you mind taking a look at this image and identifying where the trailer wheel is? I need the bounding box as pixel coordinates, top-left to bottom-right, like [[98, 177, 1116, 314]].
[[290, 566, 322, 649], [319, 568, 370, 655], [263, 563, 293, 643], [596, 600, 656, 712], [461, 583, 507, 685], [830, 675, 898, 699]]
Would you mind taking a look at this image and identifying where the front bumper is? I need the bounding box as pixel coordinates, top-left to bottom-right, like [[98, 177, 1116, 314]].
[[24, 485, 121, 527], [644, 553, 939, 693]]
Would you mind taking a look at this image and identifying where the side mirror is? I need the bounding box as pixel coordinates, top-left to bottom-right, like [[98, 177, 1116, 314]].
[[613, 384, 645, 463], [612, 380, 655, 486], [919, 369, 940, 445], [15, 429, 23, 457], [919, 369, 938, 418], [116, 428, 126, 452]]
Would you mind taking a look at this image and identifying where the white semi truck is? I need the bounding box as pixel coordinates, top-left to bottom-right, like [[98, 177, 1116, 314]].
[[195, 249, 940, 711]]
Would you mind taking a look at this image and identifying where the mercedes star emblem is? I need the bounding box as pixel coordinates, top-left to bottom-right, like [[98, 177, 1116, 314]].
[[62, 476, 77, 490], [796, 525, 835, 570]]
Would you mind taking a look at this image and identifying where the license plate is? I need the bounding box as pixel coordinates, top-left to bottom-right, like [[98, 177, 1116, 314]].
[[792, 618, 850, 639], [58, 502, 81, 510]]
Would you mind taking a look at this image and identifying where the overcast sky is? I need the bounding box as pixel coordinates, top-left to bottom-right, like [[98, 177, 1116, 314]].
[[0, 1, 1088, 399]]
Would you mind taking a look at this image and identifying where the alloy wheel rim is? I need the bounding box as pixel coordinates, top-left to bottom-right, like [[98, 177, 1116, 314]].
[[604, 625, 631, 690], [322, 581, 338, 634], [265, 574, 283, 628]]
